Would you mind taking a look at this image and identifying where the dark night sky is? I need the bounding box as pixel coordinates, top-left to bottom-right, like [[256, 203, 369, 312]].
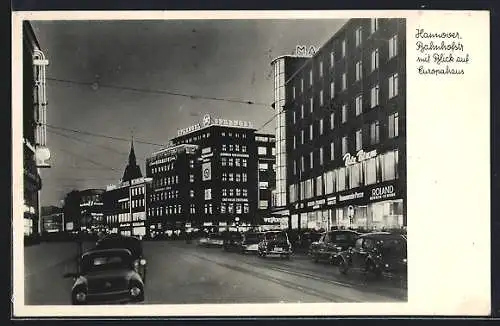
[[30, 19, 346, 206]]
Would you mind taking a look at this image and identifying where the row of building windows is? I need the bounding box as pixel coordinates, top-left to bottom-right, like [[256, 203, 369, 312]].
[[222, 188, 248, 197], [221, 157, 248, 167], [220, 202, 250, 214], [221, 131, 247, 138], [292, 73, 399, 124], [221, 144, 248, 153], [106, 212, 146, 224], [154, 175, 179, 187], [151, 190, 180, 202], [222, 172, 248, 182], [258, 146, 276, 156], [293, 112, 399, 170], [289, 149, 399, 202], [131, 198, 145, 208], [256, 136, 276, 142], [131, 186, 145, 196], [148, 205, 183, 217], [177, 132, 212, 145], [151, 162, 176, 174]]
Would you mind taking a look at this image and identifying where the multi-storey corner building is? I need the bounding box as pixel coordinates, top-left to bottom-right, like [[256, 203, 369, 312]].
[[271, 18, 406, 231], [145, 144, 200, 236]]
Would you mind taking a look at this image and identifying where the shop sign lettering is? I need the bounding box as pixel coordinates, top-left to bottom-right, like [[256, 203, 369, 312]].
[[343, 149, 378, 167], [369, 185, 396, 201], [338, 192, 364, 202]]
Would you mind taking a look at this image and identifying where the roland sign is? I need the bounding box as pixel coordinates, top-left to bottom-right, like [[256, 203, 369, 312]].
[[369, 184, 396, 201]]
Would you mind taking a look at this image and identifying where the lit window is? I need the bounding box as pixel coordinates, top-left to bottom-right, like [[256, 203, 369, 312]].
[[330, 112, 335, 129], [330, 142, 335, 160], [319, 90, 324, 106], [330, 81, 335, 99], [330, 51, 335, 67], [293, 111, 296, 124], [258, 146, 267, 155], [293, 86, 296, 99], [364, 157, 378, 185], [309, 69, 313, 85], [371, 49, 379, 72], [293, 136, 296, 149], [309, 152, 314, 169], [355, 61, 362, 81], [370, 84, 379, 108], [355, 129, 363, 151], [301, 156, 305, 172], [370, 120, 380, 144], [319, 147, 324, 165], [371, 18, 378, 34], [310, 97, 314, 113], [388, 112, 399, 138], [319, 61, 323, 77], [204, 189, 212, 200], [349, 163, 362, 188], [337, 167, 346, 191], [309, 124, 313, 140], [342, 73, 347, 90], [301, 105, 305, 118], [342, 104, 348, 123], [355, 95, 363, 116], [242, 173, 247, 182], [341, 39, 346, 57], [301, 78, 304, 92], [382, 150, 398, 181], [319, 119, 324, 135], [389, 34, 398, 59], [342, 136, 348, 155], [389, 73, 399, 98], [355, 27, 362, 47]]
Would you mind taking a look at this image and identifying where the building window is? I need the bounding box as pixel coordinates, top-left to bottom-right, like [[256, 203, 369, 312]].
[[389, 112, 399, 138], [389, 73, 399, 98], [229, 188, 234, 196], [243, 189, 248, 197], [242, 173, 247, 182], [370, 120, 380, 144], [355, 61, 362, 81], [294, 160, 297, 175], [242, 145, 247, 152], [293, 136, 296, 149], [330, 112, 335, 129], [235, 173, 241, 182], [341, 39, 346, 57], [382, 150, 398, 181], [293, 111, 296, 124], [190, 189, 195, 198], [301, 129, 305, 144], [236, 188, 241, 197], [222, 157, 227, 166], [222, 144, 227, 151], [189, 160, 194, 168], [309, 124, 313, 140], [235, 144, 240, 152], [229, 173, 234, 182], [319, 118, 324, 135], [355, 94, 363, 116], [242, 159, 247, 167], [258, 146, 267, 155], [259, 163, 268, 171], [222, 173, 227, 181], [205, 188, 212, 200], [389, 34, 398, 59], [330, 142, 335, 160], [190, 174, 194, 182], [235, 158, 241, 167], [222, 188, 227, 197], [330, 81, 335, 99], [301, 104, 305, 118], [310, 97, 314, 113], [309, 69, 313, 86], [371, 18, 378, 34], [342, 104, 348, 123], [337, 167, 346, 191], [316, 176, 323, 196], [355, 129, 363, 151], [364, 157, 378, 185], [301, 156, 305, 172], [293, 86, 296, 99], [355, 27, 362, 47], [342, 136, 348, 155], [309, 151, 314, 169], [319, 147, 324, 165], [370, 84, 379, 108], [371, 49, 379, 72], [342, 73, 347, 90], [228, 158, 234, 167], [349, 163, 362, 188], [319, 90, 324, 106], [229, 144, 234, 152], [330, 51, 335, 67], [301, 78, 304, 92]]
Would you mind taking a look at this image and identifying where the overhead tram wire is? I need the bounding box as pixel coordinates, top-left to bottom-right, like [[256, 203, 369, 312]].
[[48, 128, 147, 162], [57, 147, 119, 172], [45, 123, 165, 147], [46, 77, 271, 107]]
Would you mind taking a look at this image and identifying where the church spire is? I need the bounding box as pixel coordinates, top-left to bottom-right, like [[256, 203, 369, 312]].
[[122, 132, 142, 183]]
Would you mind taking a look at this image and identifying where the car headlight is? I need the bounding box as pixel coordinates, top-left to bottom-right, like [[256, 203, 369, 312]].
[[75, 291, 87, 302], [130, 286, 141, 297]]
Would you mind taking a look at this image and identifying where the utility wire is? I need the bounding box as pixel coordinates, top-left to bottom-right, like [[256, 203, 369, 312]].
[[57, 147, 119, 172], [45, 123, 165, 147], [47, 77, 271, 107], [48, 128, 146, 161]]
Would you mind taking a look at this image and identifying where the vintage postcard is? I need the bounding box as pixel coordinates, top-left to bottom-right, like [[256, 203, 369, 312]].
[[11, 10, 490, 317]]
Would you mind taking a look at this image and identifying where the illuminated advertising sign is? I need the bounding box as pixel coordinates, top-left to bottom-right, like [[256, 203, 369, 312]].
[[177, 114, 254, 136], [202, 162, 212, 181]]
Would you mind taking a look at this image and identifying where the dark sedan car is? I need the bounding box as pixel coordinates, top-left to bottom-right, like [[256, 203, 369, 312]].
[[258, 231, 292, 259], [336, 232, 407, 278], [64, 248, 145, 304], [95, 235, 147, 282], [223, 231, 243, 252], [240, 232, 264, 254], [309, 230, 359, 264]]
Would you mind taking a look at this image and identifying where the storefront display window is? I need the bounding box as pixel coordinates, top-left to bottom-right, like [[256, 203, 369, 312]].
[[364, 158, 377, 185], [348, 163, 362, 188], [337, 167, 346, 191], [382, 150, 397, 181], [316, 176, 323, 196]]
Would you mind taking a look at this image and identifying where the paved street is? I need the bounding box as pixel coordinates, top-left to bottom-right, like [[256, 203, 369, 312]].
[[25, 240, 406, 305]]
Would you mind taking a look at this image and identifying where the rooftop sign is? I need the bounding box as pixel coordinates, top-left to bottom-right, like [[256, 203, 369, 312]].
[[177, 114, 254, 136]]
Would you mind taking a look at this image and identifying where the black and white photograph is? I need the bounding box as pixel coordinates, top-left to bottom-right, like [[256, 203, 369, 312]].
[[12, 10, 490, 317], [21, 16, 407, 306]]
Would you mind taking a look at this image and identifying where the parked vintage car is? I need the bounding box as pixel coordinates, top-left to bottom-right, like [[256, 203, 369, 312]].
[[309, 230, 359, 264], [336, 232, 407, 278], [94, 234, 147, 282], [258, 231, 292, 259], [222, 231, 243, 252], [240, 232, 264, 254], [64, 248, 145, 304]]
